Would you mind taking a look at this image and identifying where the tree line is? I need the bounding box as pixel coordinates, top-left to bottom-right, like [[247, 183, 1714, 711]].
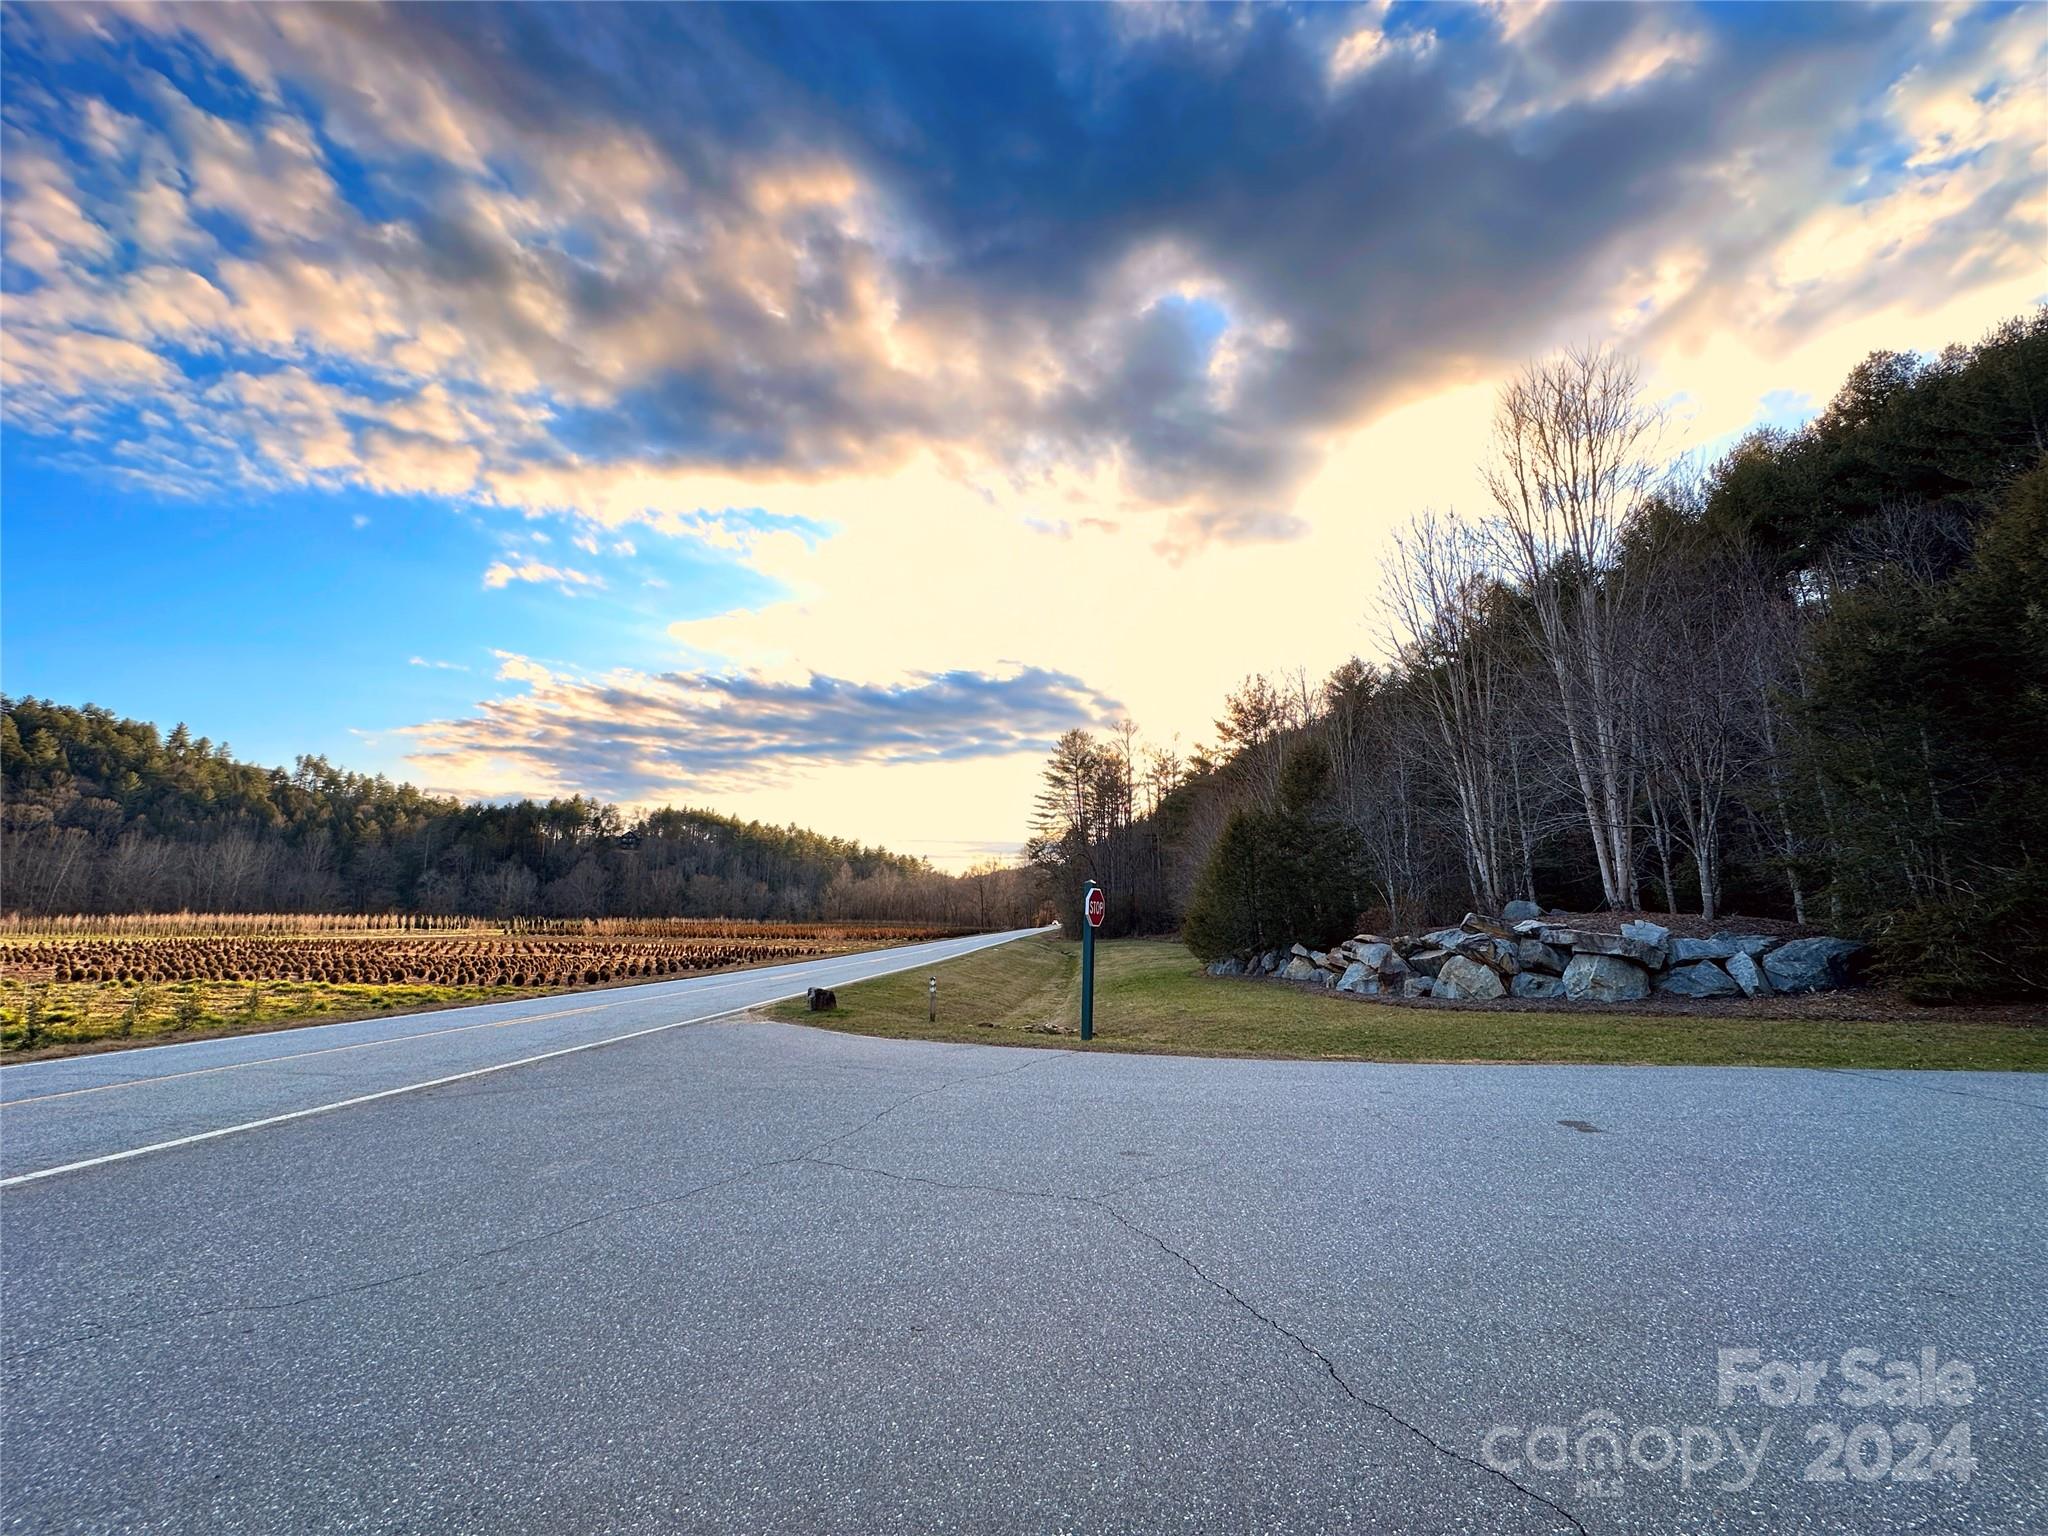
[[0, 699, 1042, 929], [1028, 311, 2046, 999]]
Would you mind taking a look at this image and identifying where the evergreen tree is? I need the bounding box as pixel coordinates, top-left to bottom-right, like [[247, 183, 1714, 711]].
[[1182, 740, 1362, 960]]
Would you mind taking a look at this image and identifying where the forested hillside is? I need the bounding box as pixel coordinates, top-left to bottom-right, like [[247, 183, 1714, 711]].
[[1030, 311, 2047, 999], [0, 701, 1035, 926]]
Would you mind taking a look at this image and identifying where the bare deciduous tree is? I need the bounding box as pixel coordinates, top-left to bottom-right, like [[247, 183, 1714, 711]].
[[1634, 525, 1786, 920], [1386, 510, 1519, 914], [1483, 343, 1660, 910]]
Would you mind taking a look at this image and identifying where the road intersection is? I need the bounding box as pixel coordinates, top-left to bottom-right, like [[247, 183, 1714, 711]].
[[3, 933, 2041, 1533]]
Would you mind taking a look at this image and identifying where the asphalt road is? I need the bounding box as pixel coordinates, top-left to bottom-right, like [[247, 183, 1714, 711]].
[[3, 946, 2042, 1534], [0, 928, 1049, 1184]]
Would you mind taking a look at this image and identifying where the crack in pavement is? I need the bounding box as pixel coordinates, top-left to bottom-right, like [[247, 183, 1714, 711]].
[[1098, 1162, 1206, 1200], [798, 1153, 1588, 1536], [3, 1048, 1074, 1362], [804, 1046, 1074, 1159], [1811, 1067, 2048, 1113]]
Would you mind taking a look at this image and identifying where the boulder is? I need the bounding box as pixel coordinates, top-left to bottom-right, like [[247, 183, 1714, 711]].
[[1516, 939, 1567, 975], [1512, 919, 1548, 937], [1401, 975, 1436, 999], [1621, 919, 1672, 949], [1545, 929, 1667, 969], [1461, 911, 1517, 938], [1435, 955, 1507, 1001], [1449, 931, 1518, 972], [1309, 950, 1330, 967], [1503, 899, 1543, 922], [1561, 952, 1651, 1003], [1280, 956, 1322, 982], [1724, 951, 1771, 998], [1335, 961, 1381, 995], [1316, 967, 1339, 987], [1511, 972, 1564, 999], [1204, 957, 1245, 978], [1290, 943, 1312, 959], [1655, 961, 1742, 998], [1669, 937, 1740, 964], [1407, 947, 1453, 978], [1763, 937, 1869, 994], [1352, 941, 1411, 978], [1711, 933, 1782, 957], [805, 987, 838, 1012]]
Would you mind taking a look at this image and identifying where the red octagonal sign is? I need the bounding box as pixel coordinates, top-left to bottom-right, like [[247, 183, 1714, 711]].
[[1085, 887, 1106, 927]]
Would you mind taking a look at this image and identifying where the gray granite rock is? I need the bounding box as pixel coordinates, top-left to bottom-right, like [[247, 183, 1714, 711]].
[[1711, 933, 1783, 957], [1407, 947, 1453, 978], [1763, 937, 1870, 993], [1655, 961, 1742, 998], [1435, 955, 1507, 1001], [1725, 950, 1771, 997], [1669, 937, 1741, 963], [1561, 952, 1651, 1002]]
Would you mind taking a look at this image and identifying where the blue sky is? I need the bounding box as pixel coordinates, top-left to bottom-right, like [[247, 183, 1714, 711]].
[[2, 1, 2042, 862], [1, 433, 792, 771]]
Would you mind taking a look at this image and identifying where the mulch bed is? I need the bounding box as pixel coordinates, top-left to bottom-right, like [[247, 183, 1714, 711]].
[[1530, 908, 1819, 941], [1267, 971, 2045, 1025]]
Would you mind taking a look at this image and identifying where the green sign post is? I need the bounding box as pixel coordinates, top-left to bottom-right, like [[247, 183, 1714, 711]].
[[1080, 880, 1104, 1041]]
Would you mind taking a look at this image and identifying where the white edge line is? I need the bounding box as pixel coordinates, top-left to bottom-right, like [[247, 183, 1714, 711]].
[[0, 928, 1046, 1190], [0, 1001, 626, 1109]]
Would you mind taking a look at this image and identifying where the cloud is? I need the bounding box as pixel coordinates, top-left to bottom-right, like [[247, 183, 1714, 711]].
[[480, 559, 602, 594], [491, 651, 554, 685], [0, 2, 2036, 550], [408, 655, 468, 671], [1327, 3, 1436, 85], [401, 663, 1126, 803]]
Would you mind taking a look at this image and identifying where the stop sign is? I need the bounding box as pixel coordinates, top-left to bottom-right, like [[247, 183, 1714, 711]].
[[1085, 887, 1106, 927]]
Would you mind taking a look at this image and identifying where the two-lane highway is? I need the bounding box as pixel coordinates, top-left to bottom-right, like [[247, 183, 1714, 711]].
[[0, 927, 1047, 1184], [3, 931, 2042, 1534]]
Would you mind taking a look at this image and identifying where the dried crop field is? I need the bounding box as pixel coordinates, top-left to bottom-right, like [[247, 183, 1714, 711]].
[[0, 919, 971, 1054], [0, 912, 953, 940]]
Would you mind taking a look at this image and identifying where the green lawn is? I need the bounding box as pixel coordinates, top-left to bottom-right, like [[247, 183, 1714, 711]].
[[765, 935, 2048, 1071]]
